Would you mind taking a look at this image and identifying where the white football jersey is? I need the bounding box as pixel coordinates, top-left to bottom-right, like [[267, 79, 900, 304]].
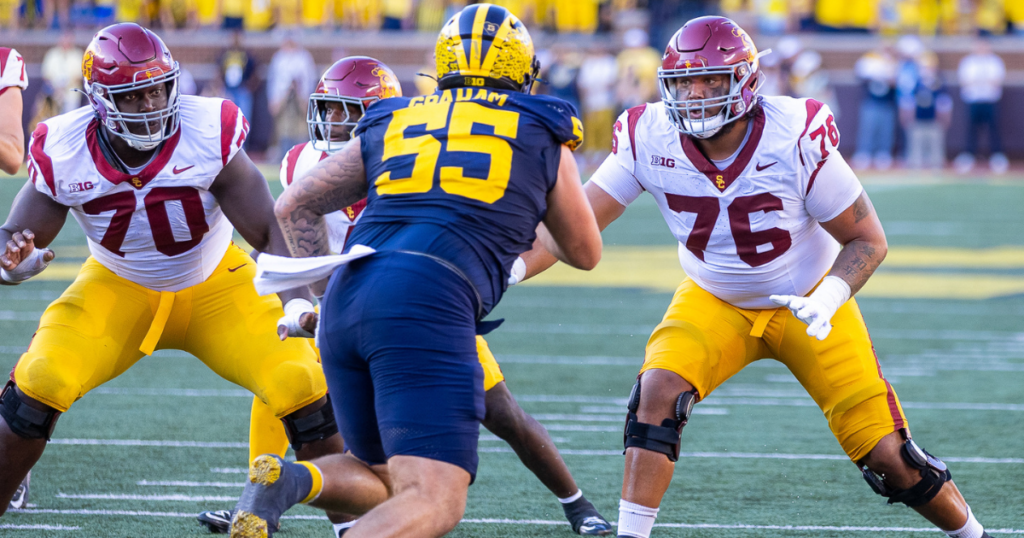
[[27, 95, 250, 291], [279, 141, 365, 254], [0, 48, 28, 93], [591, 95, 863, 309]]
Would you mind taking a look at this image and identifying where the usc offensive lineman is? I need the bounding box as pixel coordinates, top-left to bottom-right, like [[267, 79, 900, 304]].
[[516, 16, 991, 538], [0, 47, 28, 175], [0, 23, 345, 514], [197, 56, 611, 537]]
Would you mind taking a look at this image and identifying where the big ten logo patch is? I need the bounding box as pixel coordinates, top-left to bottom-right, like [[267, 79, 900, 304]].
[[651, 155, 675, 168]]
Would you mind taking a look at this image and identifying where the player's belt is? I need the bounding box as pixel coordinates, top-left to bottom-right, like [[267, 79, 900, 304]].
[[392, 249, 503, 335]]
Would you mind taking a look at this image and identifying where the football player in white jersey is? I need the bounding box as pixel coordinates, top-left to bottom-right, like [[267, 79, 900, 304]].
[[197, 56, 611, 537], [0, 47, 28, 175], [515, 16, 990, 538], [0, 23, 346, 515]]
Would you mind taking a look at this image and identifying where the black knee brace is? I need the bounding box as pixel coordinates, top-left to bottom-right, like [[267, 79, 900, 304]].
[[622, 380, 697, 462], [0, 381, 60, 440], [282, 395, 338, 451], [862, 438, 951, 507]]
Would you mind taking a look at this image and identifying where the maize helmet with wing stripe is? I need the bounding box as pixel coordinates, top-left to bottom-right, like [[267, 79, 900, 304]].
[[435, 3, 539, 94], [82, 23, 180, 151], [307, 56, 402, 154]]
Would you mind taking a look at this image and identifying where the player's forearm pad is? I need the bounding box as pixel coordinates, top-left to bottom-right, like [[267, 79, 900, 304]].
[[508, 257, 526, 286], [278, 298, 317, 338]]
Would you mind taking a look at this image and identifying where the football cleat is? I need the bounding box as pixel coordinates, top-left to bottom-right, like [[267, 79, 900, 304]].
[[197, 509, 233, 533], [7, 471, 29, 510], [563, 495, 614, 536], [230, 455, 313, 538]]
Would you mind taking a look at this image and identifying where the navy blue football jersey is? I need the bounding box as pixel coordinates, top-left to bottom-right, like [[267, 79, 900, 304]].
[[350, 87, 583, 315]]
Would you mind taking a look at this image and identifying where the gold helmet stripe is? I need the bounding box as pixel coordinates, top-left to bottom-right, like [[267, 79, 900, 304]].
[[449, 11, 471, 73], [479, 17, 513, 75], [469, 4, 491, 73]]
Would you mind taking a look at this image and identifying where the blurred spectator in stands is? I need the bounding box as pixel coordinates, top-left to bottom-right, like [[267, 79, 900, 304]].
[[540, 42, 581, 114], [41, 31, 82, 114], [277, 0, 303, 30], [1010, 0, 1024, 34], [93, 0, 116, 25], [900, 52, 951, 170], [852, 47, 897, 170], [758, 50, 784, 96], [160, 0, 198, 29], [789, 48, 835, 111], [301, 0, 332, 30], [267, 31, 316, 158], [221, 0, 244, 29], [615, 28, 660, 110], [245, 0, 275, 31], [416, 0, 446, 32], [116, 0, 151, 25], [17, 0, 48, 29], [773, 36, 803, 97], [814, 0, 874, 32], [0, 0, 18, 31], [894, 35, 922, 159], [954, 39, 1007, 174], [337, 0, 382, 29], [219, 30, 257, 121], [195, 0, 218, 28], [577, 41, 618, 166], [488, 0, 534, 26], [975, 0, 1007, 36], [178, 65, 198, 95], [554, 0, 599, 34], [381, 0, 413, 30]]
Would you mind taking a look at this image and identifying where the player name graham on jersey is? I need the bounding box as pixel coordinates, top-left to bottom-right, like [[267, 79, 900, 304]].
[[26, 95, 250, 292], [592, 94, 862, 309]]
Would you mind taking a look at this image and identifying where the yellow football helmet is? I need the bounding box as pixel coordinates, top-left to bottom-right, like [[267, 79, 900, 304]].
[[435, 3, 539, 93]]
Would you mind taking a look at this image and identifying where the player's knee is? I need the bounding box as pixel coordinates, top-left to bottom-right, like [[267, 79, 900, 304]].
[[860, 434, 951, 507], [482, 383, 525, 440], [281, 395, 339, 451], [623, 373, 698, 462], [0, 381, 61, 440]]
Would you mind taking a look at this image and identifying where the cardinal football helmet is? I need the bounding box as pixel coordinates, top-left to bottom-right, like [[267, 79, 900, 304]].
[[307, 56, 402, 154]]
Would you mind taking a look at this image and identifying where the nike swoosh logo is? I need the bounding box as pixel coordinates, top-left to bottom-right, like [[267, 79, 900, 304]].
[[173, 165, 195, 174], [227, 264, 247, 272], [755, 161, 778, 171]]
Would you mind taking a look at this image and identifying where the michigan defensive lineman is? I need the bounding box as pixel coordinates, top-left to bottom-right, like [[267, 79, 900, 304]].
[[0, 23, 345, 513], [197, 55, 610, 537], [516, 16, 991, 538], [227, 5, 602, 538]]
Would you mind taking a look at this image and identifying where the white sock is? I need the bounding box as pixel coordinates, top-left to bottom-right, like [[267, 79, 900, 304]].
[[945, 507, 984, 538], [558, 490, 583, 504], [334, 521, 356, 536], [618, 499, 659, 538]]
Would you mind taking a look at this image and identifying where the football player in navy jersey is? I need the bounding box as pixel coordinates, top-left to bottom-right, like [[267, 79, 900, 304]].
[[227, 5, 602, 538]]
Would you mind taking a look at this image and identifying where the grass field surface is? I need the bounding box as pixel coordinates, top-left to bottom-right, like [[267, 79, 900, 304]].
[[0, 172, 1022, 536]]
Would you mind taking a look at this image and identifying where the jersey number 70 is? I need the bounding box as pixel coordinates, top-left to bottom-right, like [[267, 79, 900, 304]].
[[374, 101, 519, 204]]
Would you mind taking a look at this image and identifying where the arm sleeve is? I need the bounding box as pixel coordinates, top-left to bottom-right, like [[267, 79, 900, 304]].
[[0, 48, 28, 92], [799, 102, 863, 222], [587, 110, 644, 207], [219, 99, 249, 167]]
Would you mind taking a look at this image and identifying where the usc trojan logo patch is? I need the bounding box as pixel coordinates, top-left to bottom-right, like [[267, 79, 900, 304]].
[[82, 51, 94, 80], [371, 65, 400, 99]]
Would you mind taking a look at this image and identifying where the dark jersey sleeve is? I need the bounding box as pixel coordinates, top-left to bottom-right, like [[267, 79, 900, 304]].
[[520, 94, 585, 151]]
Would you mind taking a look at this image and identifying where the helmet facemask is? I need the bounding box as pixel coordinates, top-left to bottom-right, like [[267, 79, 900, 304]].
[[87, 63, 181, 151], [307, 94, 376, 154], [658, 59, 762, 139]]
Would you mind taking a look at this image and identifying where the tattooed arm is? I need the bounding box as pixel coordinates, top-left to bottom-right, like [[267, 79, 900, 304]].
[[819, 191, 888, 295], [273, 136, 369, 260]]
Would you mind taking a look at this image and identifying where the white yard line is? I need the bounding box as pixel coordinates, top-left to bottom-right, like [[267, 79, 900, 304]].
[[50, 439, 247, 448], [8, 511, 1023, 534], [56, 493, 237, 502], [0, 524, 80, 530], [137, 481, 244, 488]]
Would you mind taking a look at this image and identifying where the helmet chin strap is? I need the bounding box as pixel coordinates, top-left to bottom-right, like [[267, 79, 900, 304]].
[[126, 137, 161, 151]]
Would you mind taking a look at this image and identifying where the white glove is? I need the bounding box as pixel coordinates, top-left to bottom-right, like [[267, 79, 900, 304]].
[[769, 276, 852, 341], [277, 298, 317, 339], [1, 246, 54, 284], [507, 257, 526, 286]]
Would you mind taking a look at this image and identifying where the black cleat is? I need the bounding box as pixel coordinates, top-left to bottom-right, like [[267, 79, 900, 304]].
[[198, 509, 234, 533], [7, 471, 29, 510], [230, 455, 313, 538], [563, 495, 614, 536]]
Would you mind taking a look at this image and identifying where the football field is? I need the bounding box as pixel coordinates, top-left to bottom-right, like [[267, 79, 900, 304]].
[[1, 171, 1023, 537]]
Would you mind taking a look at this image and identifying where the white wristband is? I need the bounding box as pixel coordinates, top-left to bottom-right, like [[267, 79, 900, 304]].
[[809, 275, 852, 316], [508, 257, 527, 286], [278, 298, 316, 338], [1, 248, 53, 284]]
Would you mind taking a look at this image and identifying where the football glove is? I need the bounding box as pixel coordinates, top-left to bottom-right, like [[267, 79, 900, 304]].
[[1, 244, 54, 284], [769, 276, 851, 341], [507, 257, 526, 286], [277, 298, 317, 339]]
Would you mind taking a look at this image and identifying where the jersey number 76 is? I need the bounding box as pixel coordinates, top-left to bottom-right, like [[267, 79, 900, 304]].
[[374, 101, 520, 204]]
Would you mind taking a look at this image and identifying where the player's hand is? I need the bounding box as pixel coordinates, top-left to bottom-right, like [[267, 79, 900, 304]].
[[277, 298, 317, 340], [1, 229, 55, 284], [770, 294, 833, 341], [769, 276, 852, 342], [507, 257, 526, 286]]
